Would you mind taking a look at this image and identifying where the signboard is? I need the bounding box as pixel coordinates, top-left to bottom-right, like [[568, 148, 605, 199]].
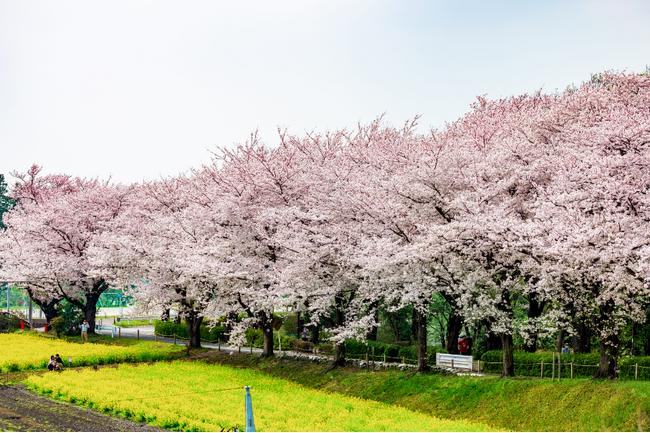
[[271, 318, 283, 331]]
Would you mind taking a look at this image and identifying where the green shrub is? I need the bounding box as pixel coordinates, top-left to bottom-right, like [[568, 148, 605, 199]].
[[345, 339, 417, 362], [53, 301, 84, 336], [397, 345, 448, 364], [242, 329, 297, 350], [292, 339, 314, 352], [153, 321, 226, 343], [319, 344, 333, 354], [480, 350, 601, 378], [0, 313, 21, 331], [280, 314, 299, 336], [245, 329, 263, 347], [619, 356, 650, 380], [276, 334, 296, 350]]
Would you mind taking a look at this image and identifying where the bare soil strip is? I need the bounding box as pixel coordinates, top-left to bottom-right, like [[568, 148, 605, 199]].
[[0, 384, 167, 432]]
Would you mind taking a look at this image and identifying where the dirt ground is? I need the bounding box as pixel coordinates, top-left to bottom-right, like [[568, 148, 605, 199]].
[[0, 384, 167, 432]]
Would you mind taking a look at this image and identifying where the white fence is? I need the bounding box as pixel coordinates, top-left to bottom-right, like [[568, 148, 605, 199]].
[[436, 353, 474, 370], [95, 324, 118, 338]]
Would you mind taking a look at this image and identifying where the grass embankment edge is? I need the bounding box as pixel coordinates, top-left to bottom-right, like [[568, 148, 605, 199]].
[[202, 352, 650, 432]]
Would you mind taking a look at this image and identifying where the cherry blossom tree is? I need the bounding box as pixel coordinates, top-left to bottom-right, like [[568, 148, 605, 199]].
[[527, 72, 650, 378], [0, 165, 133, 333]]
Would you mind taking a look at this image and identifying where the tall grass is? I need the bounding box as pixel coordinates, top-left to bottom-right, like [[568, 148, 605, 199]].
[[26, 362, 496, 432], [0, 333, 180, 372], [213, 353, 650, 432]]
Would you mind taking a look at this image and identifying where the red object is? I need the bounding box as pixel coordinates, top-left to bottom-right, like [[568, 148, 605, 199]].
[[458, 338, 469, 354], [44, 324, 48, 332], [20, 320, 25, 330]]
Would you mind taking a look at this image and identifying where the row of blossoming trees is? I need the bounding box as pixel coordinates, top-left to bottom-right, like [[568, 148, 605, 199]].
[[2, 72, 650, 378]]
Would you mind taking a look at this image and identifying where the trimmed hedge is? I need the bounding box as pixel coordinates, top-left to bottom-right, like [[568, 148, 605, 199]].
[[244, 329, 297, 350], [620, 356, 650, 380], [344, 340, 402, 361], [292, 339, 313, 351], [343, 340, 448, 364], [397, 345, 449, 364], [480, 350, 601, 378], [154, 321, 226, 343]]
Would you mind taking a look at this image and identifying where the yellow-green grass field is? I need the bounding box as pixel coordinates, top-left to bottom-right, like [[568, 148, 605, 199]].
[[0, 333, 180, 372], [26, 361, 497, 432]]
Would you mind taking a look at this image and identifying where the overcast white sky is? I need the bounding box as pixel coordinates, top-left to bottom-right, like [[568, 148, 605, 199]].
[[1, 0, 649, 184]]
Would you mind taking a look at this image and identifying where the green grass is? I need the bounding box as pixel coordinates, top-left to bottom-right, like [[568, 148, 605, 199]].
[[114, 319, 156, 327], [25, 361, 496, 432], [204, 352, 650, 432]]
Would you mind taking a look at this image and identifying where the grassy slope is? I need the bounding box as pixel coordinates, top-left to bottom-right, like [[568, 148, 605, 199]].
[[205, 353, 650, 432]]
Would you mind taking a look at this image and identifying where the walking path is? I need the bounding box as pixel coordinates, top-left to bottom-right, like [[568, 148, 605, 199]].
[[94, 324, 265, 355]]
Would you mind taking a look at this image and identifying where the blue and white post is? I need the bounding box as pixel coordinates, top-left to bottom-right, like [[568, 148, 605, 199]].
[[245, 386, 255, 432]]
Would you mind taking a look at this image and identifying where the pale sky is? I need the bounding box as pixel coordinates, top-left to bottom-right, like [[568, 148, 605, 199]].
[[1, 0, 649, 184]]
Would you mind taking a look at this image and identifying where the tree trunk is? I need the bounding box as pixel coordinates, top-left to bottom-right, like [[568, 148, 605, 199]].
[[500, 333, 515, 378], [556, 329, 566, 353], [185, 314, 203, 349], [324, 294, 347, 372], [330, 342, 346, 368], [365, 308, 379, 341], [296, 312, 304, 339], [160, 305, 171, 321], [83, 292, 101, 334], [446, 313, 463, 354], [28, 296, 61, 324], [310, 322, 320, 345], [258, 311, 274, 358], [60, 279, 107, 334], [415, 308, 428, 372], [572, 321, 591, 353], [262, 324, 274, 357], [593, 337, 619, 379]]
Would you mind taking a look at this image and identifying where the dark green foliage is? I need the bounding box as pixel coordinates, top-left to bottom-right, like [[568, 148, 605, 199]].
[[345, 339, 448, 363], [473, 332, 487, 360], [52, 300, 85, 336], [633, 309, 650, 356], [481, 350, 602, 378], [291, 338, 312, 351], [378, 306, 412, 343], [280, 314, 298, 336], [154, 321, 226, 342], [344, 339, 403, 361], [0, 313, 21, 331], [244, 328, 297, 350], [0, 174, 15, 230], [619, 356, 650, 380], [398, 345, 449, 364]]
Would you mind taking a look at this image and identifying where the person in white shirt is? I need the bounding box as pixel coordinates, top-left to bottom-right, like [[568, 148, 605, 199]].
[[80, 319, 90, 343]]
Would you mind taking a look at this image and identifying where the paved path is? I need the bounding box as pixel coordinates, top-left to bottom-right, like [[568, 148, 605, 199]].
[[94, 324, 266, 355], [0, 384, 166, 432]]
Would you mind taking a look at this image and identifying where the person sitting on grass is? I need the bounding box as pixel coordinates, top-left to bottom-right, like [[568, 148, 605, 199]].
[[55, 354, 64, 371], [47, 356, 56, 371]]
